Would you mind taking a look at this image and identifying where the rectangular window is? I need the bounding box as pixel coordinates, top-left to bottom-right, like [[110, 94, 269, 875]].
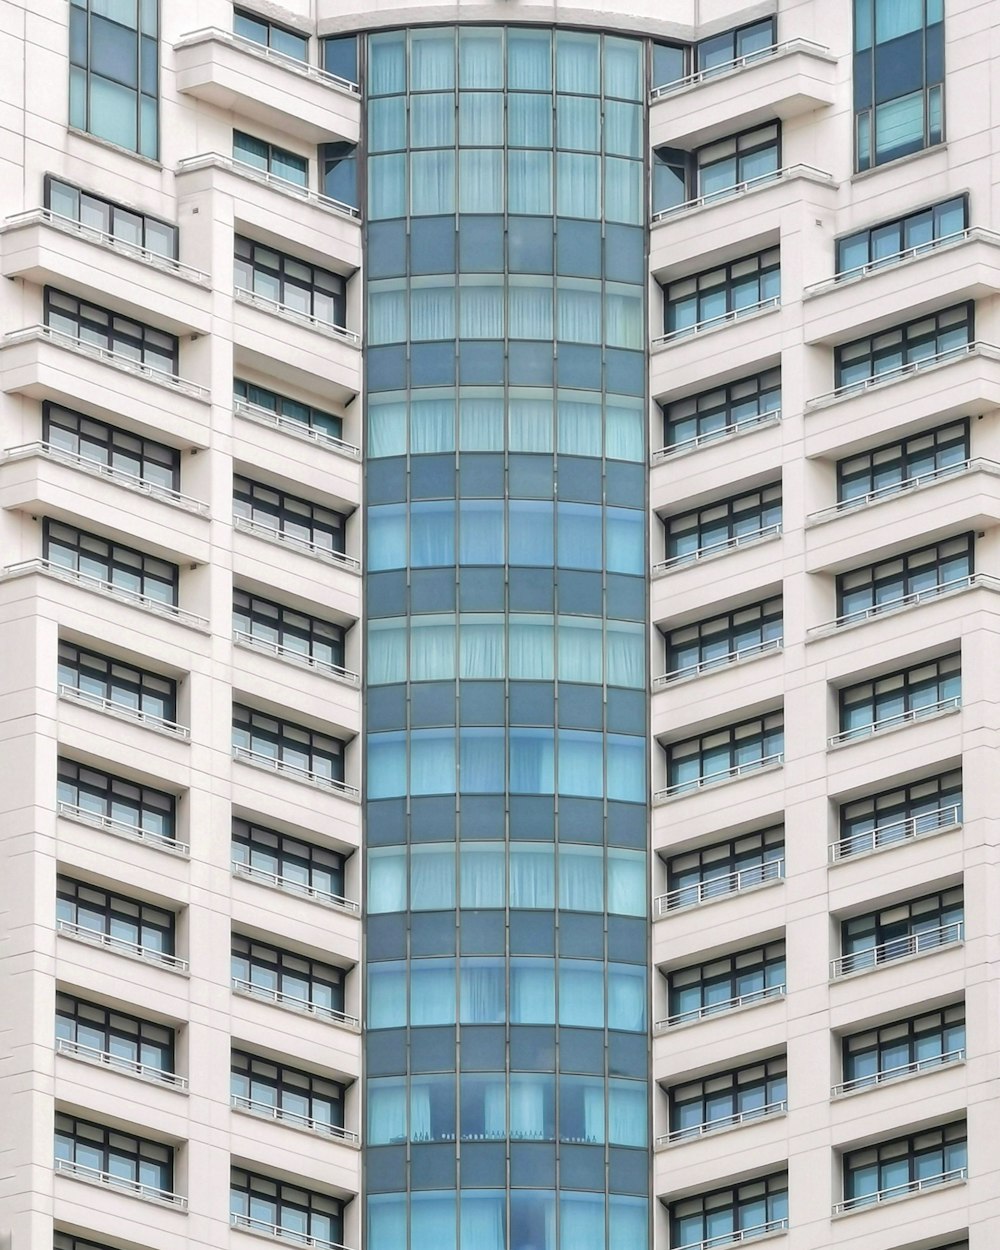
[[56, 991, 175, 1076], [841, 1003, 965, 1092], [665, 483, 781, 563], [835, 303, 973, 389], [58, 641, 177, 722], [669, 1055, 786, 1139], [323, 35, 359, 85], [58, 757, 176, 842], [44, 403, 179, 491], [233, 129, 308, 186], [233, 476, 348, 555], [231, 935, 345, 1016], [836, 196, 967, 275], [664, 596, 782, 679], [55, 1113, 173, 1193], [670, 1172, 788, 1248], [232, 817, 348, 902], [651, 42, 685, 91], [667, 712, 783, 793], [56, 876, 175, 956], [667, 941, 786, 1024], [232, 704, 345, 783], [322, 141, 360, 210], [697, 18, 776, 74], [838, 651, 960, 740], [233, 378, 344, 442], [232, 1050, 347, 1132], [837, 420, 969, 504], [44, 288, 178, 375], [664, 248, 779, 335], [843, 1121, 967, 1207], [231, 1168, 343, 1244], [665, 825, 784, 911], [696, 123, 780, 199], [836, 534, 974, 620], [839, 886, 963, 973], [234, 236, 347, 328], [233, 8, 308, 61], [838, 769, 962, 858], [233, 589, 346, 672], [44, 519, 179, 605], [68, 0, 158, 159], [45, 175, 177, 258], [661, 368, 780, 451], [651, 146, 688, 214]]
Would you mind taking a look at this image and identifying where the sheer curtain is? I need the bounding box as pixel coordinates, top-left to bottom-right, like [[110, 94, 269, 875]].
[[366, 732, 406, 800], [606, 507, 644, 574], [607, 963, 647, 1032], [411, 1194, 456, 1250], [558, 844, 604, 910], [558, 617, 602, 682], [876, 0, 924, 40], [509, 394, 553, 452], [607, 849, 646, 916], [510, 1075, 546, 1138], [557, 284, 602, 343], [460, 843, 505, 907], [409, 617, 455, 680], [509, 727, 554, 793], [368, 848, 406, 913], [557, 504, 602, 569], [483, 1080, 506, 1138], [410, 845, 456, 910], [367, 398, 406, 458], [559, 730, 604, 798], [508, 616, 554, 676], [608, 1080, 647, 1146], [557, 396, 602, 456], [459, 92, 504, 145], [559, 960, 604, 1026], [410, 286, 455, 341], [508, 94, 552, 147], [460, 728, 505, 793], [368, 1078, 406, 1143], [410, 30, 455, 89], [509, 281, 553, 339], [459, 150, 503, 213], [368, 288, 406, 344], [605, 399, 644, 462], [583, 1083, 606, 1142], [409, 1081, 433, 1141], [369, 32, 405, 95], [411, 150, 455, 215], [368, 96, 405, 152], [459, 28, 503, 87], [366, 620, 406, 684], [459, 616, 505, 678], [409, 959, 456, 1025], [367, 154, 405, 220], [509, 844, 554, 908], [555, 31, 599, 94], [507, 28, 552, 90], [605, 101, 641, 157], [510, 957, 555, 1023], [459, 282, 504, 339], [605, 156, 643, 225], [411, 93, 455, 147], [409, 501, 455, 567], [508, 151, 553, 214], [509, 503, 554, 566], [605, 35, 643, 99], [606, 620, 644, 688], [460, 957, 505, 1023], [460, 500, 504, 564], [459, 393, 504, 449], [560, 1194, 605, 1250], [410, 395, 455, 452], [367, 961, 406, 1028], [461, 1192, 506, 1250], [605, 287, 644, 348], [557, 95, 599, 150], [409, 729, 456, 796], [557, 153, 600, 218], [606, 734, 645, 803], [367, 504, 406, 570], [369, 1195, 407, 1247]]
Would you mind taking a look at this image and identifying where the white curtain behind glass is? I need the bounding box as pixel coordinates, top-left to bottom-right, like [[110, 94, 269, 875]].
[[507, 29, 552, 90], [410, 845, 455, 909], [459, 150, 503, 213], [557, 285, 602, 343], [508, 151, 553, 214], [460, 843, 505, 907], [411, 1194, 456, 1250], [609, 1196, 648, 1250], [510, 1075, 546, 1138], [509, 395, 553, 451], [459, 282, 504, 338], [409, 730, 456, 796], [605, 399, 644, 461], [461, 1193, 506, 1250], [510, 959, 555, 1022], [559, 730, 604, 798], [410, 396, 455, 452], [557, 617, 602, 682], [608, 964, 646, 1031], [559, 845, 604, 910], [368, 1080, 406, 1142], [409, 618, 455, 680], [459, 29, 503, 87], [460, 728, 505, 792], [606, 620, 644, 687], [557, 397, 602, 456], [509, 728, 554, 792], [559, 962, 604, 1026], [509, 844, 555, 908], [557, 153, 600, 218], [460, 617, 505, 678], [609, 1081, 647, 1146], [509, 282, 553, 339], [368, 849, 406, 913], [460, 959, 505, 1022], [410, 93, 454, 147], [368, 399, 406, 458], [409, 286, 455, 341], [410, 30, 455, 89], [556, 32, 600, 93], [459, 395, 504, 449], [368, 290, 405, 344], [605, 288, 643, 348], [409, 1081, 433, 1141], [367, 621, 406, 684], [411, 150, 455, 215], [409, 961, 455, 1025], [876, 0, 924, 40], [607, 850, 646, 916], [508, 618, 553, 677], [605, 157, 643, 225]]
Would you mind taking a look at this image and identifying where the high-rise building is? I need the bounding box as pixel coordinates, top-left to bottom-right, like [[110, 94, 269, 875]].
[[0, 2, 994, 1250]]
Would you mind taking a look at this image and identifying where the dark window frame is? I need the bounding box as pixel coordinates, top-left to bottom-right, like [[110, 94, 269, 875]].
[[230, 1167, 344, 1243], [232, 704, 345, 781], [233, 588, 347, 671], [667, 712, 784, 790], [696, 122, 780, 196], [233, 8, 308, 61], [662, 368, 781, 449], [842, 1003, 965, 1089], [835, 195, 968, 276], [841, 886, 964, 962], [231, 934, 345, 1011], [669, 1054, 787, 1136], [57, 757, 176, 838], [231, 1049, 348, 1130], [834, 303, 973, 390], [56, 876, 175, 954], [838, 651, 960, 737], [43, 287, 178, 374], [839, 769, 963, 854], [843, 1121, 967, 1204], [234, 235, 347, 328], [665, 596, 783, 677], [670, 1170, 788, 1247], [837, 420, 969, 503], [44, 519, 180, 605], [665, 483, 781, 560], [58, 641, 177, 722], [668, 941, 786, 1021], [233, 378, 344, 442], [697, 17, 777, 72], [664, 247, 780, 334], [836, 534, 974, 619], [232, 817, 348, 900], [45, 174, 178, 259], [56, 991, 176, 1073], [665, 825, 784, 907], [44, 402, 180, 491], [55, 1112, 173, 1192], [234, 475, 348, 554], [233, 129, 308, 186]]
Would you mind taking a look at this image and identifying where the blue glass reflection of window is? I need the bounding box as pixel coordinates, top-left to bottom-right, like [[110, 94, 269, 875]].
[[459, 500, 504, 564], [410, 958, 456, 1025], [608, 963, 646, 1031], [410, 844, 456, 910], [509, 727, 555, 793], [510, 500, 554, 566], [556, 31, 600, 94], [460, 843, 506, 907], [410, 501, 455, 567], [610, 1195, 648, 1250], [606, 508, 644, 574], [368, 503, 407, 569], [558, 730, 603, 797], [510, 957, 555, 1022], [461, 1191, 507, 1249], [367, 732, 406, 798], [460, 957, 506, 1023], [322, 142, 357, 209], [369, 31, 406, 95], [559, 844, 604, 910], [559, 960, 604, 1026], [508, 28, 552, 90], [510, 844, 555, 908], [460, 727, 505, 793], [368, 960, 407, 1027], [557, 504, 602, 570], [323, 35, 358, 84], [410, 728, 456, 795], [368, 1078, 407, 1141], [607, 735, 645, 803]]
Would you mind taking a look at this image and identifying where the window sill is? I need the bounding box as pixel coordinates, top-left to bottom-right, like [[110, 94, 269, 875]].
[[67, 126, 162, 170], [850, 141, 948, 184]]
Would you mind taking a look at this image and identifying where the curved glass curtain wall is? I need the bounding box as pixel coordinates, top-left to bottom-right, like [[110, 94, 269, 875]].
[[363, 26, 650, 1250]]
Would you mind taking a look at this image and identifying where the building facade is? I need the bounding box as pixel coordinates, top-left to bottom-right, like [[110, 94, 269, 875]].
[[0, 1, 996, 1250]]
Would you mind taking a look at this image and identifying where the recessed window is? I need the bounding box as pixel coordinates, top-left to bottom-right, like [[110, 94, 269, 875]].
[[664, 483, 781, 562], [231, 1168, 343, 1244], [55, 1113, 173, 1194], [233, 8, 307, 61], [838, 769, 962, 858], [56, 992, 176, 1076], [44, 519, 179, 605], [232, 816, 347, 900], [835, 303, 973, 389], [841, 1003, 964, 1091], [233, 129, 308, 186], [838, 652, 960, 739], [45, 176, 177, 257], [836, 196, 967, 275], [697, 17, 775, 74], [663, 249, 779, 335], [68, 0, 158, 158], [44, 402, 179, 490], [836, 533, 973, 619], [44, 288, 178, 374], [837, 420, 968, 504], [666, 712, 784, 792], [234, 236, 347, 327]]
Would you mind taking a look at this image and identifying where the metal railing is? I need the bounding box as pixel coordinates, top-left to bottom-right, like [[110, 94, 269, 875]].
[[653, 524, 781, 575], [234, 397, 360, 458], [58, 682, 190, 738], [651, 37, 830, 97], [829, 804, 961, 862], [655, 752, 783, 802], [828, 695, 961, 747], [0, 558, 210, 630], [55, 1035, 188, 1089], [653, 164, 833, 223], [831, 921, 963, 979], [658, 1099, 787, 1145], [654, 859, 784, 916], [55, 1157, 187, 1207], [233, 629, 360, 686], [233, 514, 361, 572], [175, 152, 359, 220], [230, 1214, 352, 1249], [2, 441, 209, 513], [674, 1217, 789, 1250], [57, 918, 189, 971], [232, 977, 359, 1028], [658, 983, 786, 1029], [232, 745, 360, 800], [807, 458, 997, 524], [231, 1094, 359, 1143], [807, 573, 1000, 638], [805, 227, 1000, 296], [831, 1048, 965, 1097], [654, 637, 782, 686], [0, 325, 209, 398], [651, 410, 781, 463], [833, 1167, 967, 1215], [652, 297, 780, 348], [232, 859, 360, 913], [234, 287, 361, 346], [806, 341, 1000, 409], [175, 25, 360, 95], [0, 206, 210, 283], [58, 800, 190, 856]]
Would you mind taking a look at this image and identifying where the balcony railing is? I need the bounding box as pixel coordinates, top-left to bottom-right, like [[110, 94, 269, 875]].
[[831, 1047, 965, 1097], [653, 164, 832, 223], [651, 37, 830, 97], [55, 1158, 186, 1207], [233, 629, 359, 686], [234, 397, 360, 459], [55, 1035, 188, 1089], [0, 558, 209, 630], [807, 574, 1000, 638], [231, 1093, 359, 1143], [652, 297, 779, 348], [651, 409, 781, 463], [232, 745, 360, 800], [654, 637, 782, 686], [58, 682, 190, 738], [831, 921, 963, 979], [829, 804, 961, 863], [653, 524, 781, 575], [233, 514, 361, 572], [56, 918, 189, 972], [657, 983, 785, 1030], [806, 341, 1000, 409], [658, 1099, 787, 1146], [807, 459, 998, 524], [232, 859, 359, 914], [833, 1167, 967, 1215], [58, 800, 189, 857], [1, 206, 210, 284], [1, 325, 209, 398], [654, 752, 783, 802], [674, 1217, 789, 1250], [175, 152, 359, 220], [654, 859, 784, 916], [232, 977, 359, 1028], [230, 1213, 352, 1250], [805, 227, 1000, 296], [828, 695, 961, 747], [234, 287, 361, 346], [175, 25, 361, 94]]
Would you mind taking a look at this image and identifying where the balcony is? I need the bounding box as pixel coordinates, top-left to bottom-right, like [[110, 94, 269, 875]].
[[233, 514, 360, 575], [58, 683, 189, 740], [657, 1099, 787, 1147], [829, 804, 962, 864], [650, 306, 785, 405], [828, 696, 960, 749], [807, 573, 1000, 640], [232, 1093, 359, 1145], [652, 410, 781, 465], [234, 629, 359, 688], [832, 1168, 967, 1216], [231, 1214, 352, 1250], [654, 754, 783, 804], [831, 1048, 965, 1098], [55, 1158, 186, 1209], [654, 859, 784, 918], [56, 917, 189, 973], [232, 858, 359, 916], [232, 745, 360, 802], [657, 983, 786, 1031], [807, 459, 1000, 528], [174, 27, 359, 144], [654, 638, 782, 687], [59, 799, 189, 858], [232, 977, 359, 1030], [671, 1219, 789, 1250], [653, 524, 781, 578], [235, 397, 360, 462], [830, 921, 963, 980], [55, 1035, 188, 1091]]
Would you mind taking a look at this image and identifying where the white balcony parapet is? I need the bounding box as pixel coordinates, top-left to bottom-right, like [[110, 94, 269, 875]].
[[55, 1158, 187, 1208], [828, 695, 961, 747], [0, 207, 211, 284], [233, 629, 360, 686], [651, 38, 830, 98], [654, 637, 782, 686], [231, 1093, 360, 1143], [657, 983, 786, 1030], [804, 227, 1000, 296], [807, 574, 1000, 638], [833, 1167, 967, 1215], [657, 1099, 787, 1146], [806, 341, 1000, 409], [234, 287, 361, 346], [831, 921, 963, 980], [829, 804, 961, 863], [653, 524, 781, 575], [673, 1217, 789, 1250], [232, 859, 360, 914], [234, 397, 361, 459], [175, 26, 361, 95], [57, 917, 189, 971], [232, 745, 361, 801], [176, 152, 359, 220], [232, 977, 359, 1029], [233, 514, 361, 573], [654, 859, 784, 917], [1, 325, 209, 399], [58, 800, 190, 857], [2, 441, 209, 514], [831, 1048, 965, 1098], [653, 164, 833, 224], [0, 558, 210, 630], [58, 683, 191, 739], [651, 410, 781, 463], [55, 1035, 188, 1090], [652, 297, 780, 348], [655, 753, 783, 802], [807, 459, 1000, 524]]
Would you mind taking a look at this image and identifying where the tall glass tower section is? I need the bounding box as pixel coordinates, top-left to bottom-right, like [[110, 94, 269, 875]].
[[362, 27, 650, 1250]]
